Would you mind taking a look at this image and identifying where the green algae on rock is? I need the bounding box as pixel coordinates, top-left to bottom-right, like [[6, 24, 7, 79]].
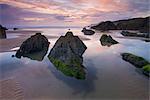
[[142, 64, 150, 76], [121, 53, 149, 68], [48, 31, 87, 79], [121, 53, 150, 76]]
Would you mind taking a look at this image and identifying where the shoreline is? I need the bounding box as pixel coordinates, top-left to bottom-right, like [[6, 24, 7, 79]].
[[0, 30, 90, 53]]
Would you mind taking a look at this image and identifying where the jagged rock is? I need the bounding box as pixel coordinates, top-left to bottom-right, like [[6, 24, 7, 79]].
[[100, 34, 118, 46], [0, 25, 7, 39], [81, 27, 95, 35], [121, 53, 149, 68], [48, 31, 87, 79], [16, 33, 50, 59], [121, 31, 149, 38], [91, 21, 117, 31]]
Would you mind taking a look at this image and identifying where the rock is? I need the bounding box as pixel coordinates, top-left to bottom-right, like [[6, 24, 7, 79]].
[[12, 55, 15, 57], [121, 31, 149, 38], [121, 53, 149, 68], [15, 33, 50, 59], [91, 21, 117, 31], [100, 34, 118, 46], [91, 16, 150, 33], [0, 25, 7, 39], [13, 28, 18, 30], [48, 31, 87, 79], [142, 64, 150, 76], [81, 27, 95, 35]]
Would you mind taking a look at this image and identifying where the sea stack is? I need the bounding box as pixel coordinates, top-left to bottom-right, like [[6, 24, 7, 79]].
[[0, 25, 7, 39], [16, 33, 50, 59], [48, 31, 87, 79]]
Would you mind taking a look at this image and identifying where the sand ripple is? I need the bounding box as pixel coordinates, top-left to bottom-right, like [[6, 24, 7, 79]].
[[0, 78, 24, 100]]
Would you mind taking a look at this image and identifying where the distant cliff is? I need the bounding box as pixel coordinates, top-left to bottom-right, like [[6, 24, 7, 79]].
[[91, 16, 149, 33]]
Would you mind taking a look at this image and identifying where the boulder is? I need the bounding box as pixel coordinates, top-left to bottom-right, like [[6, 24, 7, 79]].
[[121, 53, 149, 68], [121, 53, 150, 77], [100, 34, 118, 46], [0, 25, 7, 39], [16, 33, 50, 59], [48, 31, 87, 79], [81, 27, 95, 35]]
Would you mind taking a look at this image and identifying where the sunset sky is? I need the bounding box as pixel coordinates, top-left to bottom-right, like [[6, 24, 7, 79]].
[[0, 0, 149, 27]]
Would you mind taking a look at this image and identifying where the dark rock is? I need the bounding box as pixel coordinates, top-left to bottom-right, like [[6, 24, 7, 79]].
[[12, 55, 15, 57], [121, 53, 149, 68], [91, 21, 117, 31], [91, 16, 149, 33], [121, 31, 150, 38], [48, 31, 87, 79], [100, 34, 118, 47], [22, 50, 49, 61], [0, 25, 7, 39], [81, 27, 95, 35], [13, 28, 18, 30], [16, 33, 50, 59]]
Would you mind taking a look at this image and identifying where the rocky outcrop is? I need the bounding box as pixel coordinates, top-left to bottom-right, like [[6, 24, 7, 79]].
[[81, 27, 95, 35], [0, 25, 7, 39], [16, 33, 50, 59], [121, 31, 149, 38], [115, 17, 149, 33], [121, 53, 149, 68], [91, 21, 117, 31], [121, 53, 150, 76], [91, 16, 149, 33], [48, 31, 87, 79], [100, 34, 118, 47]]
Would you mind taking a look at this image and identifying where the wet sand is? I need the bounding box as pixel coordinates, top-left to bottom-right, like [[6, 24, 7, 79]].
[[0, 30, 90, 52], [0, 29, 149, 100], [0, 78, 24, 100]]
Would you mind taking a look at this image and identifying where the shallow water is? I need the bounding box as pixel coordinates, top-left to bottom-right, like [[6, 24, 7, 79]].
[[0, 28, 149, 100]]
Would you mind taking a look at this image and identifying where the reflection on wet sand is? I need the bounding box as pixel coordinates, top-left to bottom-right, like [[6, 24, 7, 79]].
[[47, 58, 98, 97]]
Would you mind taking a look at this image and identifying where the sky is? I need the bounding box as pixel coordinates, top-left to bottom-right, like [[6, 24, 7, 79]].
[[0, 0, 149, 27]]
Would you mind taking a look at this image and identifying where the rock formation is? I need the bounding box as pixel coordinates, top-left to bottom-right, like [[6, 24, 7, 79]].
[[0, 25, 7, 39], [48, 31, 87, 79], [91, 21, 117, 31], [121, 31, 149, 38], [121, 53, 149, 68], [121, 53, 150, 76], [16, 33, 50, 59], [91, 16, 149, 33], [81, 27, 95, 35], [100, 34, 118, 47]]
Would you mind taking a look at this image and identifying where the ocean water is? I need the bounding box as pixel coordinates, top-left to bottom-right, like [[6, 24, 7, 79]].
[[0, 28, 149, 100]]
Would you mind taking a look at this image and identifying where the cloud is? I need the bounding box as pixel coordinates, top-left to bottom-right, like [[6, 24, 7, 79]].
[[0, 0, 149, 27]]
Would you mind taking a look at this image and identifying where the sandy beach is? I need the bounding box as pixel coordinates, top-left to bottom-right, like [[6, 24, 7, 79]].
[[0, 30, 90, 52], [0, 28, 149, 100]]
